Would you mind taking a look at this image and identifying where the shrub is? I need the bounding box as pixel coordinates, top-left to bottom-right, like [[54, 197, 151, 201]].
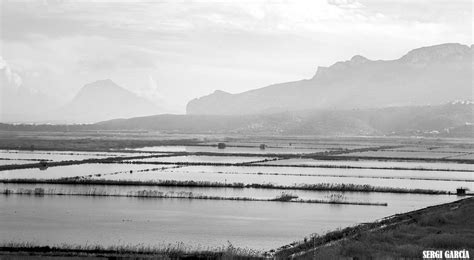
[[419, 213, 449, 227], [420, 233, 474, 249], [396, 244, 423, 258], [272, 192, 298, 202], [326, 193, 346, 203]]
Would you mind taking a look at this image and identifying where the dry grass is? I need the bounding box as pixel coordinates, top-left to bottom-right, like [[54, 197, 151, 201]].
[[276, 197, 474, 259], [1, 187, 388, 206], [0, 241, 264, 259], [0, 178, 448, 195]]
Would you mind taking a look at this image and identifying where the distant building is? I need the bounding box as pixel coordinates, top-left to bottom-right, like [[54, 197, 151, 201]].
[[456, 187, 467, 195]]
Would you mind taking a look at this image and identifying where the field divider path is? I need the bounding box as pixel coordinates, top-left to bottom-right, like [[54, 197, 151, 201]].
[[442, 152, 474, 160]]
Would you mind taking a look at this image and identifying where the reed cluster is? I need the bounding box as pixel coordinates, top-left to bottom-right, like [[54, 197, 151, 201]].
[[0, 178, 448, 194], [1, 188, 388, 206]]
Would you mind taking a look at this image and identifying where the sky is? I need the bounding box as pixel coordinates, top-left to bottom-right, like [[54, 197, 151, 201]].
[[0, 0, 472, 114]]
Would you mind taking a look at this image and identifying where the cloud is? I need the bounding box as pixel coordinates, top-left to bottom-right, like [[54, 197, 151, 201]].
[[327, 0, 363, 8], [1, 0, 471, 117], [77, 51, 156, 72], [328, 0, 356, 5], [143, 75, 165, 100], [0, 57, 23, 89]]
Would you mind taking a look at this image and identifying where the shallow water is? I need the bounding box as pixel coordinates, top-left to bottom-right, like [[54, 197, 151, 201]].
[[125, 155, 271, 164], [184, 165, 474, 181], [0, 163, 173, 180], [0, 183, 458, 205], [130, 145, 329, 154], [0, 150, 141, 163], [0, 159, 38, 166], [1, 146, 471, 251], [0, 194, 459, 250], [85, 165, 474, 192], [257, 158, 474, 171], [450, 153, 474, 160], [338, 150, 466, 159]]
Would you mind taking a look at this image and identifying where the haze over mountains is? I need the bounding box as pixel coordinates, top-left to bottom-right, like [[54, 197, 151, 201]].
[[187, 43, 473, 115], [2, 102, 472, 137], [1, 42, 472, 134], [55, 79, 161, 123], [0, 78, 162, 123]]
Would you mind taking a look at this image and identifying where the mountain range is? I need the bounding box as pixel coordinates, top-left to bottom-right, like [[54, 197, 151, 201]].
[[1, 42, 472, 134], [1, 102, 472, 137], [187, 43, 473, 115]]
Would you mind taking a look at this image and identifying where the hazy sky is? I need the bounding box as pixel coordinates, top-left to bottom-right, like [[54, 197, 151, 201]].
[[1, 0, 472, 113]]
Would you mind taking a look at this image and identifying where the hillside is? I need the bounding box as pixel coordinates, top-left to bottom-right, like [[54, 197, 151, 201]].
[[91, 102, 472, 137], [187, 43, 473, 115], [1, 104, 471, 138]]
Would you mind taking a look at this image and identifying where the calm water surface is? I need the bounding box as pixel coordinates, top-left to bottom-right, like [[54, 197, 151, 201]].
[[0, 194, 459, 250]]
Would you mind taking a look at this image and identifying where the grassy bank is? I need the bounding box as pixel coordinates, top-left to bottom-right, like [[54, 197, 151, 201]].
[[274, 197, 474, 259], [0, 178, 449, 195]]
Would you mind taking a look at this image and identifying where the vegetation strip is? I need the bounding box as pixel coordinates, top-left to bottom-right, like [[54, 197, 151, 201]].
[[0, 157, 52, 162], [378, 149, 469, 154], [0, 153, 181, 171], [0, 178, 449, 195], [166, 169, 474, 182], [0, 241, 263, 259], [1, 145, 472, 172], [0, 188, 388, 206], [2, 157, 471, 173], [119, 160, 474, 172]]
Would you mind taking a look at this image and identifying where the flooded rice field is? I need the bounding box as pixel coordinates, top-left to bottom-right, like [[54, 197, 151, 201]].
[[338, 150, 470, 159], [0, 194, 459, 250], [256, 158, 474, 171], [0, 182, 458, 206], [0, 150, 142, 162], [0, 138, 472, 250], [80, 165, 471, 192], [124, 155, 272, 164], [130, 145, 330, 154], [0, 159, 39, 166], [0, 163, 167, 179]]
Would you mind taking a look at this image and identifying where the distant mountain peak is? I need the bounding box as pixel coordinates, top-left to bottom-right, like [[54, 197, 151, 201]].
[[312, 66, 330, 79], [213, 90, 231, 95], [350, 55, 369, 64], [188, 43, 472, 115], [399, 43, 470, 64], [75, 79, 131, 100], [57, 79, 161, 123], [95, 78, 114, 83], [82, 78, 119, 89], [312, 54, 371, 80]]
